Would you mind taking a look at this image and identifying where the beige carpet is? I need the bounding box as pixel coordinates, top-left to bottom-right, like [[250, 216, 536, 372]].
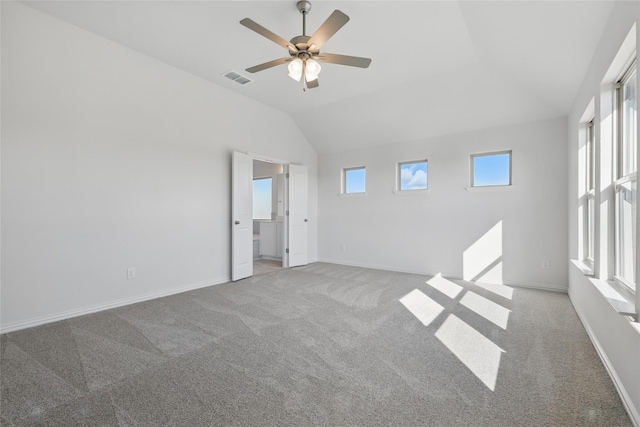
[[0, 263, 631, 426]]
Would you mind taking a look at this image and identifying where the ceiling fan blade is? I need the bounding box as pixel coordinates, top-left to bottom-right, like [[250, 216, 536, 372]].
[[307, 10, 349, 51], [316, 53, 371, 68], [240, 18, 298, 53], [306, 78, 319, 89], [246, 57, 291, 73]]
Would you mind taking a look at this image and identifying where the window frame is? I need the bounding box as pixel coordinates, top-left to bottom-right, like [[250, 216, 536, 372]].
[[613, 59, 637, 291], [470, 150, 513, 188], [342, 166, 366, 194], [614, 173, 636, 290], [397, 159, 428, 192], [586, 120, 596, 266], [617, 59, 637, 179]]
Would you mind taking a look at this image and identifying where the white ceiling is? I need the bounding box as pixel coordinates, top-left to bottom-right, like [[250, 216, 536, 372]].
[[22, 1, 615, 153]]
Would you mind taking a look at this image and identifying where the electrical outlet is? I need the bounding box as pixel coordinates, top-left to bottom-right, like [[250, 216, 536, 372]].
[[127, 267, 136, 279], [541, 260, 550, 270]]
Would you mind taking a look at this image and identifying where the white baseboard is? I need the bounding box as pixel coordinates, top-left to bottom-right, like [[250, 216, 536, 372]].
[[0, 276, 229, 334], [318, 257, 448, 277], [502, 279, 567, 293], [1, 256, 322, 334], [317, 258, 567, 293], [568, 291, 640, 427]]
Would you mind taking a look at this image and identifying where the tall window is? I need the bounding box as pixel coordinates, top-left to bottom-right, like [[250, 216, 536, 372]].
[[343, 167, 366, 194], [398, 160, 428, 191], [586, 121, 595, 264], [253, 177, 272, 219], [614, 60, 637, 290], [471, 151, 512, 187]]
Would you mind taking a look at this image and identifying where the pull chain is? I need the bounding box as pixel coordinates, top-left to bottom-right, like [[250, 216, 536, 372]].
[[302, 61, 307, 91]]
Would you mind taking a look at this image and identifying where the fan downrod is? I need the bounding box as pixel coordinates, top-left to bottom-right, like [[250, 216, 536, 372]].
[[297, 1, 311, 35]]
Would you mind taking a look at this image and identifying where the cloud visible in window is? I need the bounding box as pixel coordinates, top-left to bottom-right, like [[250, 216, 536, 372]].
[[401, 164, 427, 190]]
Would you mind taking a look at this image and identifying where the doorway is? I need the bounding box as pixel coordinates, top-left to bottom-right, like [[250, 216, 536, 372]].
[[252, 159, 284, 275], [232, 151, 308, 281]]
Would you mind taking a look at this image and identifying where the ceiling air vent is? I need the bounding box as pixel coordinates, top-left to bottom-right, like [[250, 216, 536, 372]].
[[223, 70, 252, 85]]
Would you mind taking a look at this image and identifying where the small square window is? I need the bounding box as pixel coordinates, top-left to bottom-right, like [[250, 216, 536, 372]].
[[471, 151, 512, 187], [398, 160, 428, 191], [343, 167, 366, 194]]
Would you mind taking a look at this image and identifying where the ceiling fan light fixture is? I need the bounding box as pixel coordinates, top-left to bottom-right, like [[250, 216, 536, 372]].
[[288, 58, 304, 81], [304, 58, 321, 82], [241, 2, 371, 90]]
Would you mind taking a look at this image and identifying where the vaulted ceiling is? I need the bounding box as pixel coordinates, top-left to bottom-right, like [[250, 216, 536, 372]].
[[23, 1, 614, 153]]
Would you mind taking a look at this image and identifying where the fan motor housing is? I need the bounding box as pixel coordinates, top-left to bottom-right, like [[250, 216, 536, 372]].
[[289, 35, 319, 55], [290, 35, 314, 55], [290, 35, 311, 46]]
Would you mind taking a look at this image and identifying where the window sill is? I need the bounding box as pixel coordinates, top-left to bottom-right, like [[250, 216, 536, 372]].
[[590, 278, 636, 318], [338, 192, 367, 197], [571, 259, 594, 276], [572, 259, 638, 324], [465, 185, 515, 192], [392, 189, 430, 196]]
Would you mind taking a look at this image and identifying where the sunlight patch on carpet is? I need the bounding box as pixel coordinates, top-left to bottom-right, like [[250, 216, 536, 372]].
[[435, 314, 505, 391], [459, 291, 511, 329], [426, 273, 463, 299], [399, 289, 444, 327]]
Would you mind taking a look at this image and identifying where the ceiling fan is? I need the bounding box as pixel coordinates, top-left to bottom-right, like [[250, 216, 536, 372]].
[[240, 1, 371, 90]]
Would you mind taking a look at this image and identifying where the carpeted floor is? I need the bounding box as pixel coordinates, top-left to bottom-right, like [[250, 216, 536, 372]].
[[0, 263, 632, 426]]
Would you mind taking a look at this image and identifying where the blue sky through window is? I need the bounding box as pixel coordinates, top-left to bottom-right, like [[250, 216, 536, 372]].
[[400, 161, 427, 190], [345, 168, 366, 193], [253, 177, 272, 219], [473, 153, 511, 187]]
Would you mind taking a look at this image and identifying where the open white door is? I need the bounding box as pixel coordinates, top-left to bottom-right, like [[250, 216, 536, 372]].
[[232, 151, 253, 281], [288, 164, 308, 267]]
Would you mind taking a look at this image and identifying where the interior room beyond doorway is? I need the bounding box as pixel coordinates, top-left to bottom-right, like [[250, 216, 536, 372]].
[[253, 159, 284, 275]]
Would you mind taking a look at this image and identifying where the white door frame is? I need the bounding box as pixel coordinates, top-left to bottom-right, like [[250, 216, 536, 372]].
[[233, 151, 309, 275], [249, 152, 290, 268], [244, 152, 291, 269]]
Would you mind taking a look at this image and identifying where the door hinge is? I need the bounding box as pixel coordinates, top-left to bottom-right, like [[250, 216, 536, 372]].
[[286, 210, 289, 216], [286, 173, 289, 178], [286, 248, 289, 254]]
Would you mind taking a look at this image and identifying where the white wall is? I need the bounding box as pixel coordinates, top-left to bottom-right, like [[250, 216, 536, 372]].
[[567, 1, 639, 423], [0, 1, 318, 331], [318, 117, 568, 291]]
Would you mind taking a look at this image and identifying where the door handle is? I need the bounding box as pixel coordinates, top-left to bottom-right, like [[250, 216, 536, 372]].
[[304, 219, 308, 222], [234, 221, 240, 225]]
